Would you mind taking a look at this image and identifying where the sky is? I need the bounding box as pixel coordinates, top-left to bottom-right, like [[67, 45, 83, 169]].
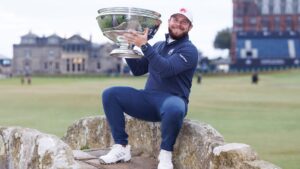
[[0, 0, 232, 59]]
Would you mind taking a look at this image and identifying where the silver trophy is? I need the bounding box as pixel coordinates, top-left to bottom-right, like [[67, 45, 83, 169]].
[[96, 7, 162, 58]]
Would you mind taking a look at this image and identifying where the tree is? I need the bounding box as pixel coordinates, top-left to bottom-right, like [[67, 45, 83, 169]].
[[213, 28, 231, 50]]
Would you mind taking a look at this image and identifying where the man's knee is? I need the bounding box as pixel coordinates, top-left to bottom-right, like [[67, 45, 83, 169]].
[[161, 96, 186, 119], [161, 107, 185, 123], [102, 87, 119, 102]]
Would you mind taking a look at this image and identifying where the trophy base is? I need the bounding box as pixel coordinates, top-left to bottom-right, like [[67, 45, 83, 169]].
[[110, 49, 143, 58]]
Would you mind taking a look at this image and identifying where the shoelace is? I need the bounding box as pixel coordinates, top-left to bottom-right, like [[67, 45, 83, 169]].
[[107, 145, 126, 159]]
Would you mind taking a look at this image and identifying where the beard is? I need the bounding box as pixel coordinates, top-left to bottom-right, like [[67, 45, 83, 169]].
[[168, 27, 189, 40]]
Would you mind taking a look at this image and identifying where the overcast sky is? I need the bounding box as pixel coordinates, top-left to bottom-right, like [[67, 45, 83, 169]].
[[0, 0, 232, 58]]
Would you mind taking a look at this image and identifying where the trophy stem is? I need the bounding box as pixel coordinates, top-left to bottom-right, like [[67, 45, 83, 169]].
[[119, 43, 132, 50], [110, 49, 143, 58], [110, 42, 143, 58]]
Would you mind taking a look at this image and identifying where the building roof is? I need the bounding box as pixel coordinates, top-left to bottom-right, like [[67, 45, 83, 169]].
[[21, 31, 39, 38], [63, 34, 90, 45], [17, 32, 112, 48], [47, 33, 62, 39]]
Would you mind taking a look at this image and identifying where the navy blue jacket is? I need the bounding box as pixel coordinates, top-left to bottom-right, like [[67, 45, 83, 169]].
[[126, 34, 198, 103]]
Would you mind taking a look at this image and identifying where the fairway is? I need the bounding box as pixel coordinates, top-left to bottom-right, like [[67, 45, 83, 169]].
[[0, 71, 300, 169]]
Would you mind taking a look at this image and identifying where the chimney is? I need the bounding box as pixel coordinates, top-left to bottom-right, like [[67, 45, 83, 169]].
[[89, 34, 92, 43]]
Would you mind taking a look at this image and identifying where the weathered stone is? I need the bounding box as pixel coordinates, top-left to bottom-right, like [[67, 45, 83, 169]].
[[211, 143, 256, 169], [77, 161, 98, 169], [63, 115, 225, 169], [0, 116, 282, 169], [126, 116, 162, 158], [74, 148, 158, 169], [242, 160, 282, 169], [81, 156, 158, 169], [73, 150, 98, 160], [0, 126, 80, 169], [211, 143, 265, 169], [0, 134, 6, 169], [62, 116, 113, 150], [173, 120, 224, 169]]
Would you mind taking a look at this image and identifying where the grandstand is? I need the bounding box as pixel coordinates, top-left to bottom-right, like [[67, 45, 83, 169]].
[[231, 0, 300, 71]]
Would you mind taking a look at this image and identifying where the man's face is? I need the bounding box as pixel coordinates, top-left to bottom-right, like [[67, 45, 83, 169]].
[[168, 14, 192, 40]]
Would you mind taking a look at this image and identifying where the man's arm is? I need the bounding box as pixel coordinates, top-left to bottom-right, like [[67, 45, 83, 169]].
[[125, 57, 149, 76], [123, 29, 198, 78], [142, 44, 199, 78]]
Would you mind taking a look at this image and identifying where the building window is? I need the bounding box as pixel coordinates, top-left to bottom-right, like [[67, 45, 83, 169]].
[[55, 62, 59, 70], [249, 17, 257, 24], [48, 38, 59, 44], [72, 61, 75, 72], [293, 0, 298, 13], [48, 50, 54, 57], [246, 4, 258, 16], [262, 17, 269, 31], [269, 3, 274, 14], [281, 0, 286, 14], [234, 17, 243, 25], [97, 62, 101, 69], [286, 16, 292, 31], [236, 7, 244, 16], [257, 0, 263, 11], [298, 17, 300, 31], [66, 59, 70, 72], [44, 62, 48, 70], [48, 62, 53, 68], [24, 50, 31, 59], [82, 59, 85, 71], [77, 63, 81, 71], [234, 26, 243, 32], [76, 45, 80, 52], [274, 17, 281, 32]]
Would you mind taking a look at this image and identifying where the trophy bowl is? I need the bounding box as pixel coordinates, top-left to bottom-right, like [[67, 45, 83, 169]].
[[96, 7, 162, 58]]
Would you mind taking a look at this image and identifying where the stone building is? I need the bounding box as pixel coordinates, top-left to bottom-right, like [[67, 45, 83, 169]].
[[12, 31, 121, 75]]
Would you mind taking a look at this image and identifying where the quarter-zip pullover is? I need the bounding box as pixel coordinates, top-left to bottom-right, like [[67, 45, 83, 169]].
[[126, 34, 198, 103]]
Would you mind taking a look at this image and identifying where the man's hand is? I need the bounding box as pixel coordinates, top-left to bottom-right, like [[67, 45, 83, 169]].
[[124, 28, 149, 47]]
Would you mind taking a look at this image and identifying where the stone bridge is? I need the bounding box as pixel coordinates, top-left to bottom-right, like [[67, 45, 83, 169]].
[[0, 116, 281, 169]]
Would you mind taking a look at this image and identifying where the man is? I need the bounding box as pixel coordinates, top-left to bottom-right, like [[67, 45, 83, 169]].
[[99, 8, 198, 169], [252, 72, 259, 84]]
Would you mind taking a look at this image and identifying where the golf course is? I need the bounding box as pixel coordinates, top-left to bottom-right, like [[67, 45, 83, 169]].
[[0, 70, 299, 169]]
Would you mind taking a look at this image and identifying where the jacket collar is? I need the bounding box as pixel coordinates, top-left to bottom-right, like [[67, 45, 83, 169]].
[[165, 33, 189, 45]]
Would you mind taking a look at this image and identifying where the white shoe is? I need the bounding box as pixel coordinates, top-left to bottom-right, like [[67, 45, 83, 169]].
[[99, 144, 131, 164], [157, 149, 173, 169]]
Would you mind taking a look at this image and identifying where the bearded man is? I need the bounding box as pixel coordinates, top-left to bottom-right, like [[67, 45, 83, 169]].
[[99, 8, 198, 169]]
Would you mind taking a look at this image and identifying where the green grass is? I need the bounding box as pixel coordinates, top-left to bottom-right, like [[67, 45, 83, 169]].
[[1, 70, 300, 169]]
